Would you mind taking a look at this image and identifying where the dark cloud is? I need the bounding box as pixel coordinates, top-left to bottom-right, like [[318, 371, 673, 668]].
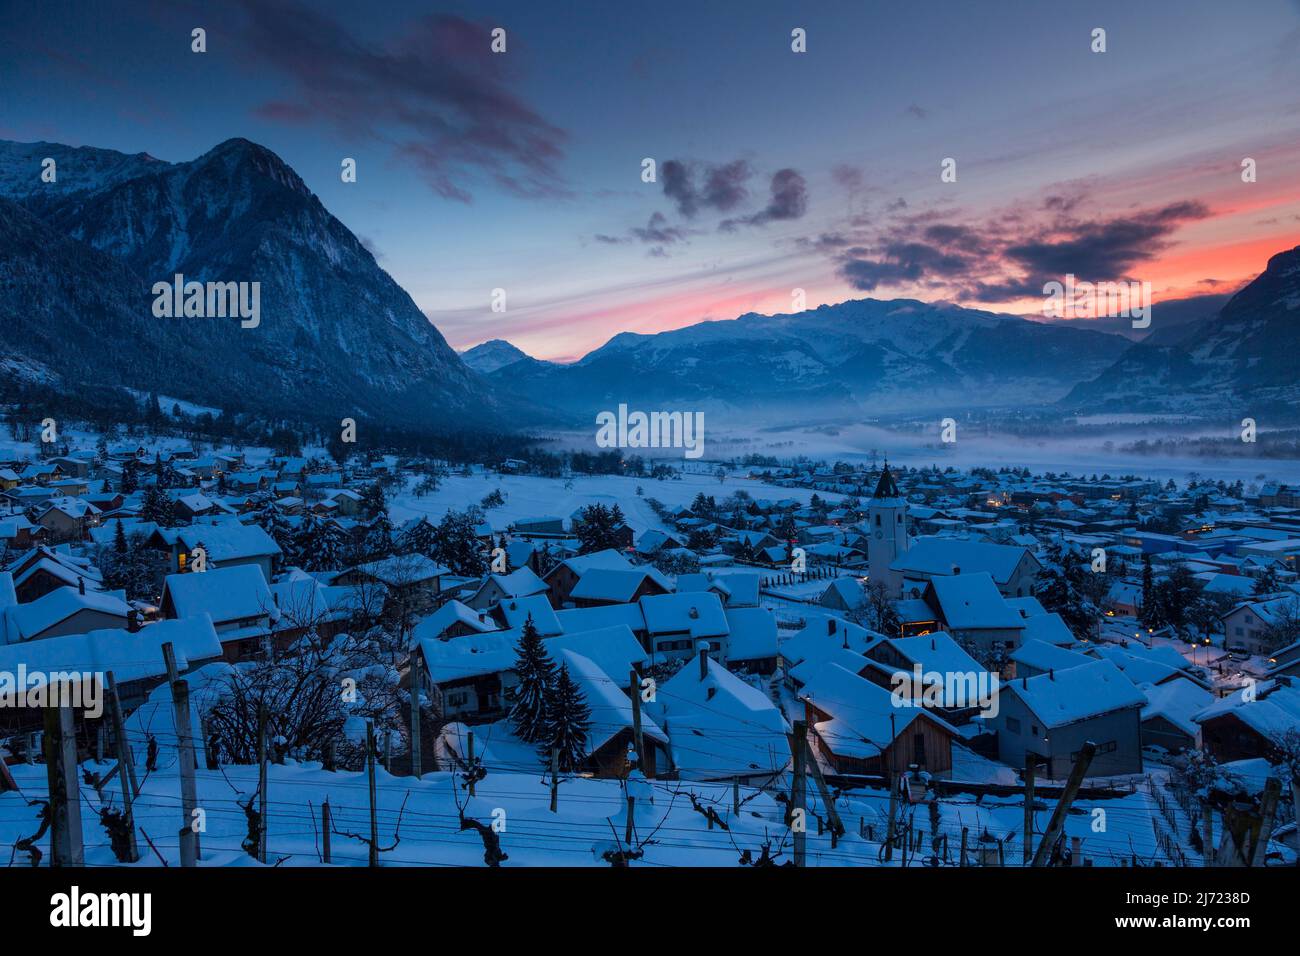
[[831, 164, 865, 192], [720, 168, 808, 230], [234, 1, 567, 202], [661, 158, 753, 217], [1003, 201, 1210, 279], [834, 200, 1212, 299], [595, 212, 690, 254]]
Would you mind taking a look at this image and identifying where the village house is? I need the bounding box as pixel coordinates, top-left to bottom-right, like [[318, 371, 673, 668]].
[[9, 546, 103, 603], [464, 566, 549, 611], [160, 564, 280, 661], [1221, 595, 1298, 655], [1193, 677, 1300, 763], [569, 567, 669, 607], [34, 497, 102, 543], [0, 583, 132, 644], [919, 573, 1027, 656], [639, 591, 730, 665], [649, 650, 789, 784], [798, 660, 960, 776], [891, 538, 1042, 599], [991, 659, 1146, 778], [170, 520, 281, 579], [542, 548, 637, 608]]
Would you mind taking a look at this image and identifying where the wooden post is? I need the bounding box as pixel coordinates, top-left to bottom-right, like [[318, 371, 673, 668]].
[[625, 795, 635, 846], [199, 715, 216, 770], [960, 827, 968, 867], [256, 703, 268, 864], [1248, 777, 1282, 867], [791, 719, 807, 868], [171, 679, 200, 866], [1023, 754, 1036, 866], [466, 731, 476, 796], [43, 704, 84, 866], [1032, 741, 1095, 866], [884, 770, 899, 862], [733, 776, 741, 817], [105, 675, 139, 862], [409, 655, 422, 779], [162, 641, 179, 685], [629, 669, 645, 774], [804, 731, 844, 838], [549, 747, 560, 813], [366, 720, 379, 867], [107, 671, 139, 800], [321, 801, 332, 864]]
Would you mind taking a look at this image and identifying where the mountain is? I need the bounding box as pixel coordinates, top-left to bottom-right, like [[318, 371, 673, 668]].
[[1063, 245, 1300, 417], [0, 138, 494, 429], [460, 339, 539, 374], [482, 298, 1131, 424], [1042, 291, 1231, 343]]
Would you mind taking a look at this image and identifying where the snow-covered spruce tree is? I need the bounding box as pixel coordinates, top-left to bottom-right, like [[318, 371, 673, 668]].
[[537, 662, 591, 773], [509, 615, 556, 743]]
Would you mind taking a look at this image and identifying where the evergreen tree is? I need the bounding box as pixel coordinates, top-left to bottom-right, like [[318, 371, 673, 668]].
[[509, 616, 556, 743], [396, 517, 438, 557], [138, 485, 174, 526], [432, 508, 487, 575], [360, 481, 387, 520], [537, 662, 591, 772]]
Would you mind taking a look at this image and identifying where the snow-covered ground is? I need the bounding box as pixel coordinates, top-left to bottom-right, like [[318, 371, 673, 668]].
[[389, 470, 848, 536]]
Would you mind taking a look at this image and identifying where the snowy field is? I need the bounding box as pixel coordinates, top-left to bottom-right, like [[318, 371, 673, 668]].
[[389, 470, 848, 536]]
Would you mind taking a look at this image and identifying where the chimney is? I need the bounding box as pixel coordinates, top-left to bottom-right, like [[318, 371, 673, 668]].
[[952, 565, 961, 575], [930, 637, 936, 650], [1022, 676, 1028, 689], [698, 645, 709, 680], [1048, 668, 1055, 681], [828, 619, 835, 636], [688, 606, 699, 619], [127, 609, 140, 633]]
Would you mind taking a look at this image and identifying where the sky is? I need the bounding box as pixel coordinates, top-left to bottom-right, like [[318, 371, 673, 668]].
[[2, 0, 1299, 361]]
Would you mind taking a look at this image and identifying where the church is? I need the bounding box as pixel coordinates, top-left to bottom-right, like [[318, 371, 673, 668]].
[[866, 463, 910, 597]]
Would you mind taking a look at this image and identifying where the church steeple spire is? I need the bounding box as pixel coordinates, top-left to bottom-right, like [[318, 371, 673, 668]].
[[873, 460, 900, 500]]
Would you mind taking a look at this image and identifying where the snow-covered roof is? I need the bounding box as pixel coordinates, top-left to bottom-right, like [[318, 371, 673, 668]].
[[163, 565, 276, 626], [176, 520, 281, 563], [570, 567, 661, 603], [547, 625, 648, 687], [1140, 680, 1213, 738], [928, 573, 1025, 630], [723, 607, 778, 662], [555, 603, 646, 635], [892, 537, 1036, 584], [413, 599, 497, 641], [1193, 678, 1300, 738], [1009, 639, 1091, 674], [652, 656, 790, 780], [0, 615, 221, 685], [349, 553, 449, 586], [497, 593, 562, 636], [881, 631, 985, 677], [799, 662, 952, 759], [555, 648, 667, 753], [639, 591, 729, 638], [1003, 658, 1146, 729], [419, 629, 519, 684], [1, 585, 131, 644]]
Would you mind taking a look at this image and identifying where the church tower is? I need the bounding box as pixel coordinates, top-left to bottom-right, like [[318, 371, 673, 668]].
[[867, 462, 909, 597]]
